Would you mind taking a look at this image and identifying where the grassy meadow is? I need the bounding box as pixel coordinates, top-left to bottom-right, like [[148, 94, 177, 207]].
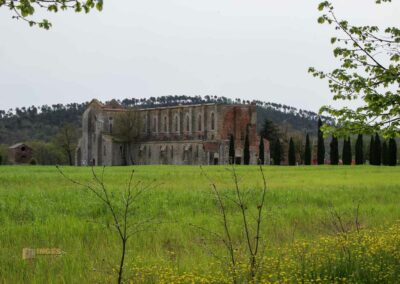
[[0, 165, 400, 283]]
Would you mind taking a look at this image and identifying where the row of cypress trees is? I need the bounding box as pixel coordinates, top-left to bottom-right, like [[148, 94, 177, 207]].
[[369, 134, 397, 166], [321, 134, 397, 166], [228, 118, 397, 166], [324, 135, 350, 165], [287, 132, 397, 166], [229, 130, 281, 165], [316, 118, 397, 166]]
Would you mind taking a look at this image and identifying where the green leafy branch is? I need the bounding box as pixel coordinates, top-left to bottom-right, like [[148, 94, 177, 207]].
[[309, 1, 400, 138], [0, 0, 103, 29]]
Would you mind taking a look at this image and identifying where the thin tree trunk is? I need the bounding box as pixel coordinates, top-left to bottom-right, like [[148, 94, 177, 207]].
[[67, 150, 73, 166], [117, 239, 126, 284]]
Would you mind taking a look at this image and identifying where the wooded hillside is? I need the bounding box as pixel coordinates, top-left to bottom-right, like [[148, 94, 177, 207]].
[[0, 96, 329, 145]]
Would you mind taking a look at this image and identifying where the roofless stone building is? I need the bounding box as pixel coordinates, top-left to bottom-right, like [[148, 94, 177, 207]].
[[76, 99, 269, 166], [8, 143, 33, 164]]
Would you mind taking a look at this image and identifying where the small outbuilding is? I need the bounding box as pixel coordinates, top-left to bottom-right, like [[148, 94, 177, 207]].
[[8, 143, 33, 164]]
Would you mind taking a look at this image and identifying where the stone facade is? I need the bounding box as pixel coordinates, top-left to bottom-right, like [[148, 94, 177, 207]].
[[8, 143, 33, 164], [76, 99, 269, 166]]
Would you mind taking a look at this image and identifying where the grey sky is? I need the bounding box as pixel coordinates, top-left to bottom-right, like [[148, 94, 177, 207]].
[[0, 0, 398, 112]]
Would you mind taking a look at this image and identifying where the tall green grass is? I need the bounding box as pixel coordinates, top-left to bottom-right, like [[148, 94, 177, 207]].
[[0, 165, 399, 283]]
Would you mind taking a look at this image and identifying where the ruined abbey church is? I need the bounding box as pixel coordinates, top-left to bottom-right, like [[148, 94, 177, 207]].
[[76, 100, 269, 166]]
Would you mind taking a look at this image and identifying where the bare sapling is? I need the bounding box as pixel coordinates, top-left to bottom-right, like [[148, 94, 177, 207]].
[[321, 201, 364, 267], [199, 163, 268, 283], [325, 201, 363, 236], [56, 166, 155, 284]]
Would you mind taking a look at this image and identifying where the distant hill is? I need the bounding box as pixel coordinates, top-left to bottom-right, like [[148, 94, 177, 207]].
[[0, 96, 332, 145], [0, 103, 86, 145]]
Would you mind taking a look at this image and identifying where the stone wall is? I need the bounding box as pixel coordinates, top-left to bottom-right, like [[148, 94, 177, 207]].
[[76, 100, 269, 166]]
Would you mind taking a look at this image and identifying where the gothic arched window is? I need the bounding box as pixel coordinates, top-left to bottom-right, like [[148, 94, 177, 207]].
[[143, 118, 147, 133], [186, 115, 190, 132], [109, 117, 113, 133], [153, 117, 157, 133], [198, 114, 202, 131], [211, 112, 215, 130], [175, 115, 179, 132]]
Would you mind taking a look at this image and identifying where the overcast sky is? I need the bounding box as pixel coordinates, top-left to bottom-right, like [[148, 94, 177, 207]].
[[0, 0, 399, 112]]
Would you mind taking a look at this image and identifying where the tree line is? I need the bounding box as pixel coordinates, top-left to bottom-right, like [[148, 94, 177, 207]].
[[255, 118, 398, 166]]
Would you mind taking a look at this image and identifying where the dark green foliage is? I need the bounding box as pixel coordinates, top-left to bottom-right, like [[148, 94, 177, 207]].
[[388, 138, 397, 166], [260, 119, 281, 142], [273, 139, 282, 165], [347, 137, 352, 165], [53, 123, 79, 166], [0, 103, 86, 145], [258, 136, 264, 165], [374, 133, 382, 166], [30, 141, 67, 165], [369, 136, 375, 165], [229, 135, 235, 165], [304, 134, 311, 165], [256, 109, 333, 138], [382, 141, 388, 166], [0, 144, 8, 165], [342, 137, 352, 165], [29, 158, 37, 165], [260, 119, 281, 163], [288, 138, 296, 166], [317, 118, 325, 165], [330, 136, 339, 165], [355, 134, 364, 165], [243, 132, 250, 165]]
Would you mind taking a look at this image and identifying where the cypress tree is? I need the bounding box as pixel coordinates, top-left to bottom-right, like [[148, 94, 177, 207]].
[[330, 135, 339, 165], [348, 137, 353, 164], [355, 134, 364, 165], [342, 138, 347, 165], [317, 118, 325, 165], [304, 133, 311, 165], [273, 139, 282, 165], [229, 134, 235, 164], [369, 135, 375, 165], [288, 137, 296, 166], [382, 141, 388, 166], [388, 138, 397, 166], [259, 136, 265, 165], [243, 131, 250, 165], [261, 119, 280, 163], [342, 137, 352, 165], [374, 133, 381, 165]]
